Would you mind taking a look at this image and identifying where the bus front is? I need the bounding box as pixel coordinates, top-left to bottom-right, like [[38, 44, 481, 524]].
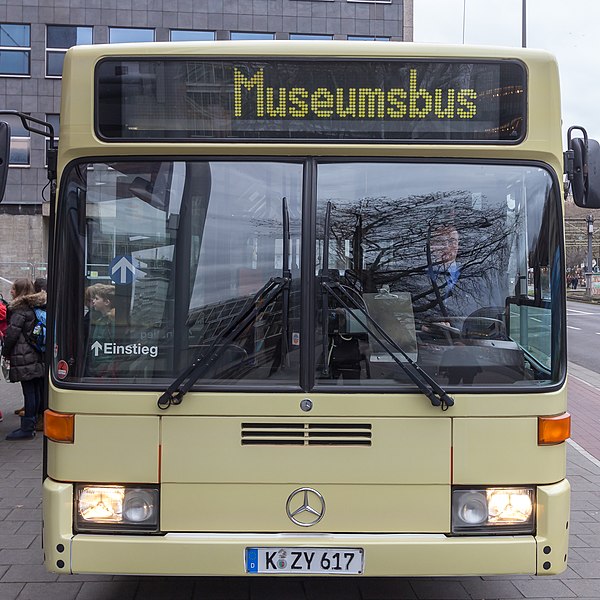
[[43, 42, 570, 577]]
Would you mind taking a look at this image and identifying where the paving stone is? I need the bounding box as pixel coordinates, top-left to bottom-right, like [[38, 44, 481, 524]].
[[0, 563, 58, 583], [0, 534, 36, 549], [569, 561, 600, 578], [569, 509, 599, 522], [566, 546, 600, 561], [75, 581, 139, 600], [3, 508, 41, 522], [192, 577, 250, 599], [564, 579, 600, 597], [0, 522, 21, 535], [0, 583, 25, 600], [539, 566, 582, 580], [0, 497, 42, 509], [568, 521, 600, 534], [135, 578, 195, 599], [16, 582, 81, 600], [568, 475, 600, 491], [513, 579, 576, 598], [249, 578, 306, 600], [0, 548, 44, 566], [359, 578, 417, 599], [15, 522, 41, 536], [304, 578, 362, 600], [576, 533, 600, 547], [459, 578, 523, 599], [408, 580, 470, 600]]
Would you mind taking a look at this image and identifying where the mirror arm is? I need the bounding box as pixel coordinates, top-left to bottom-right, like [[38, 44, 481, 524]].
[[0, 110, 58, 197]]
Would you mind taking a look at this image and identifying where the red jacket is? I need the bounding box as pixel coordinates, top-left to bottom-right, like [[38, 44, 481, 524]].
[[0, 302, 6, 338]]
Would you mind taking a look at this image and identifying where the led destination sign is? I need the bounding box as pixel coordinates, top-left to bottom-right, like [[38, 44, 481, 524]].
[[96, 58, 526, 142]]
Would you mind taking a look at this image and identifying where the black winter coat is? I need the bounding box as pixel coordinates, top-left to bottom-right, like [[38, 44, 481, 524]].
[[1, 291, 46, 382]]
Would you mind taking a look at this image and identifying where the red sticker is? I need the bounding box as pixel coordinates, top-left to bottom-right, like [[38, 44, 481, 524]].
[[56, 360, 69, 380]]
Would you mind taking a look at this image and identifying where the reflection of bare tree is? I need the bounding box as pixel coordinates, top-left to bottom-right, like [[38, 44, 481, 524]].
[[320, 191, 514, 296]]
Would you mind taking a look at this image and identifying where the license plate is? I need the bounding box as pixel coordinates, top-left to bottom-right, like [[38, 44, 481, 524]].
[[246, 547, 363, 574]]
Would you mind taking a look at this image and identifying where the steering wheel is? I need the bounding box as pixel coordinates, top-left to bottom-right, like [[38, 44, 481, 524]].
[[461, 307, 508, 340], [421, 318, 462, 341]]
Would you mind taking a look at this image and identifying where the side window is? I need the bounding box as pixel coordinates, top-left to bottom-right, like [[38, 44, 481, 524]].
[[46, 25, 93, 77], [109, 28, 155, 43], [0, 24, 30, 76], [169, 30, 215, 41], [230, 32, 275, 40]]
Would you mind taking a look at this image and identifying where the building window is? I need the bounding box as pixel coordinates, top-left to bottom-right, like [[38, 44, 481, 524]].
[[5, 114, 30, 166], [109, 28, 154, 44], [45, 114, 60, 166], [347, 0, 392, 3], [231, 32, 275, 40], [170, 30, 215, 41], [289, 33, 333, 40], [347, 36, 390, 41], [0, 24, 30, 76], [46, 25, 93, 77]]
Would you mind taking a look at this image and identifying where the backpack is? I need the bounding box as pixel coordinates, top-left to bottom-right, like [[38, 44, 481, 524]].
[[0, 294, 7, 339], [29, 307, 47, 353]]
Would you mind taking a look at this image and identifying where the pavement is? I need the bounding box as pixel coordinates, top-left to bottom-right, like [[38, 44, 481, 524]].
[[1, 371, 600, 600]]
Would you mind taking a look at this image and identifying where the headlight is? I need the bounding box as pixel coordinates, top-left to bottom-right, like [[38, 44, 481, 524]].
[[75, 485, 159, 533], [452, 487, 535, 534]]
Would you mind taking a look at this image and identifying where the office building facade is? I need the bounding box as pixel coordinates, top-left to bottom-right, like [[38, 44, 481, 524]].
[[0, 0, 413, 281]]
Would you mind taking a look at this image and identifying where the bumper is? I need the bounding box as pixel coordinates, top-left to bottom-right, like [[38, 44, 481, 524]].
[[43, 478, 570, 577]]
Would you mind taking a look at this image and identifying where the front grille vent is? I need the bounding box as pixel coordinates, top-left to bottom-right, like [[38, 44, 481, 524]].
[[241, 423, 372, 446]]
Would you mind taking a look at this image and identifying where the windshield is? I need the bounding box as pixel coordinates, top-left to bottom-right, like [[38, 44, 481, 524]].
[[54, 160, 303, 386], [53, 159, 563, 390], [315, 162, 562, 388]]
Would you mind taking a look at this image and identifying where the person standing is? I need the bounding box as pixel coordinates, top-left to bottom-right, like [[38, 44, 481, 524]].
[[2, 278, 46, 440]]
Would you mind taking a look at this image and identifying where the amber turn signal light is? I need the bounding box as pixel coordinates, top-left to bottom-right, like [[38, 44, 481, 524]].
[[44, 409, 74, 443], [538, 413, 570, 445]]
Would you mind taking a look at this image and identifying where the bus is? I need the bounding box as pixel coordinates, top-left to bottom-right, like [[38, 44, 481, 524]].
[[1, 40, 600, 578]]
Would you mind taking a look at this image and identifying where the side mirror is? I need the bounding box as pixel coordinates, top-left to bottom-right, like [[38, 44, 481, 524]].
[[0, 121, 10, 203], [566, 126, 600, 208]]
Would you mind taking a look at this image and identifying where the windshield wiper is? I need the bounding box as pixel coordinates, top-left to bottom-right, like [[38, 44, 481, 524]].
[[321, 279, 454, 410], [279, 197, 291, 370], [157, 276, 289, 410]]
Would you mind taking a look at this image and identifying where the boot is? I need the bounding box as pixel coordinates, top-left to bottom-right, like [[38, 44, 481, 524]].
[[6, 416, 36, 440], [6, 428, 35, 440]]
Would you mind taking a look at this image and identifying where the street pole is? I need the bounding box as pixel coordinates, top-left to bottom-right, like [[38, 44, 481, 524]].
[[522, 0, 527, 47], [586, 214, 594, 297]]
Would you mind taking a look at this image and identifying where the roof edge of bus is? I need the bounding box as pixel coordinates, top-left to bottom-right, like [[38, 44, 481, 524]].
[[64, 40, 557, 62]]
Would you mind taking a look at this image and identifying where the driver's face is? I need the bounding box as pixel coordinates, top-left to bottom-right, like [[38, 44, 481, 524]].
[[431, 227, 459, 266]]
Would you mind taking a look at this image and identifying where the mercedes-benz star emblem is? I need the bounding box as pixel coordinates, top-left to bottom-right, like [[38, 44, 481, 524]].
[[286, 487, 326, 527]]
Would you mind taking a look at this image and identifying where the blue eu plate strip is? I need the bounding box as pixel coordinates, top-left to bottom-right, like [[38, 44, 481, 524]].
[[246, 548, 258, 573]]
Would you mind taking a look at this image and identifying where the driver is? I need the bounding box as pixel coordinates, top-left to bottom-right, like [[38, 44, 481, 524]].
[[409, 222, 498, 333]]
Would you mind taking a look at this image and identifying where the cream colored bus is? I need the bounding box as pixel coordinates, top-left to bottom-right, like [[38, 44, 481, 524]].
[[2, 41, 599, 577]]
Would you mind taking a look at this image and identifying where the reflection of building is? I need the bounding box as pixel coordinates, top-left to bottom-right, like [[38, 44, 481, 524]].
[[564, 198, 600, 270], [0, 1, 413, 271], [131, 259, 172, 329]]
